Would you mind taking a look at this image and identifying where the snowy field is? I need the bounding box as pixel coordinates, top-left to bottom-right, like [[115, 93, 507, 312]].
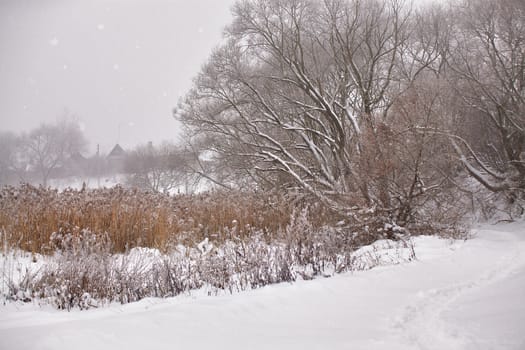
[[1, 223, 524, 350], [46, 174, 208, 194]]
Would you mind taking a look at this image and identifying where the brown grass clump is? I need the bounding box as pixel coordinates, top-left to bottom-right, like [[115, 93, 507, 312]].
[[1, 185, 424, 310], [0, 184, 337, 254]]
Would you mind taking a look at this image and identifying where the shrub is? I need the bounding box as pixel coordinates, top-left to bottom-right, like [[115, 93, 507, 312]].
[[0, 185, 330, 253], [2, 208, 416, 309]]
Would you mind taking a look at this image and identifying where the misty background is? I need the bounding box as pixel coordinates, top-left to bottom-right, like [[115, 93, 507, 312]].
[[0, 0, 235, 154]]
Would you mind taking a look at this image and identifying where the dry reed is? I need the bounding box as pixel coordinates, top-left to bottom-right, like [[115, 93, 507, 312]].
[[0, 184, 337, 254]]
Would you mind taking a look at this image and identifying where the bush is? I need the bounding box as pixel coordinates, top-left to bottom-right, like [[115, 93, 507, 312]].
[[2, 208, 416, 310]]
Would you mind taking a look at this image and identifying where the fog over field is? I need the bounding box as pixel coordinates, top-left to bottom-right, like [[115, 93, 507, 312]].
[[0, 0, 235, 154]]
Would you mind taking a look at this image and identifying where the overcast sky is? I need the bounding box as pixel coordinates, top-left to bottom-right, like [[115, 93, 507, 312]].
[[0, 0, 235, 154]]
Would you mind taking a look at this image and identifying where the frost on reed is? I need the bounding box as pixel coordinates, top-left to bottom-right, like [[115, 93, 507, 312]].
[[3, 211, 415, 310], [1, 185, 417, 310], [0, 184, 301, 253]]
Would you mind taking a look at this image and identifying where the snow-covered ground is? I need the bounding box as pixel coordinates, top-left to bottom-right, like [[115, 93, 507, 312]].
[[46, 174, 126, 191], [1, 223, 524, 350], [46, 173, 210, 194]]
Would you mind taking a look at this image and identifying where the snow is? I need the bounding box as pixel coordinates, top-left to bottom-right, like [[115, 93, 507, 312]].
[[49, 38, 59, 47], [0, 250, 46, 301], [46, 174, 126, 191], [45, 172, 210, 194], [1, 223, 524, 350]]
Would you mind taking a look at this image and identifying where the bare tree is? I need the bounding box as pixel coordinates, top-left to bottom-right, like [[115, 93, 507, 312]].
[[444, 0, 525, 199], [0, 131, 26, 185], [125, 142, 191, 193], [381, 77, 463, 226], [176, 0, 417, 214], [24, 118, 88, 186]]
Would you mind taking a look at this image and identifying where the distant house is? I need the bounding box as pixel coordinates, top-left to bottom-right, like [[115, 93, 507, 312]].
[[107, 144, 127, 173], [107, 144, 126, 160]]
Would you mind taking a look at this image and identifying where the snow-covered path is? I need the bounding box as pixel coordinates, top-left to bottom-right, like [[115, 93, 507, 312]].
[[1, 223, 524, 350]]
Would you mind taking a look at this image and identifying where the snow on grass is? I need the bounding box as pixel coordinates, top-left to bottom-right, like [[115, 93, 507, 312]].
[[0, 249, 45, 302], [1, 222, 524, 350], [0, 233, 417, 308]]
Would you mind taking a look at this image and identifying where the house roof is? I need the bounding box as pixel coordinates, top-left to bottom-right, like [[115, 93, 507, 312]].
[[107, 144, 126, 158], [69, 151, 87, 162]]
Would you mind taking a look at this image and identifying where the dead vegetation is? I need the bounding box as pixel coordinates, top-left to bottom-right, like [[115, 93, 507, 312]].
[[0, 184, 341, 254], [2, 206, 416, 310], [0, 184, 464, 310]]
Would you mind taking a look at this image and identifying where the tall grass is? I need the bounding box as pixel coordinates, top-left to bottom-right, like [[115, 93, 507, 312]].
[[1, 185, 424, 310], [0, 184, 338, 254], [2, 210, 416, 310]]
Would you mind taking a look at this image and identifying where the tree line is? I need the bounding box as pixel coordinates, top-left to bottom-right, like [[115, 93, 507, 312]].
[[0, 118, 88, 187], [174, 0, 525, 224], [0, 118, 197, 193]]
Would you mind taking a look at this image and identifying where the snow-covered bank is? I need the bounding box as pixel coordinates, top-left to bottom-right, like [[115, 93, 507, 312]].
[[1, 223, 524, 350]]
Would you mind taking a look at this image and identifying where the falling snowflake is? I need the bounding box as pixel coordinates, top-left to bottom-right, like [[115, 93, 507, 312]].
[[49, 37, 59, 46], [97, 24, 105, 31], [113, 64, 120, 71], [197, 27, 204, 33]]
